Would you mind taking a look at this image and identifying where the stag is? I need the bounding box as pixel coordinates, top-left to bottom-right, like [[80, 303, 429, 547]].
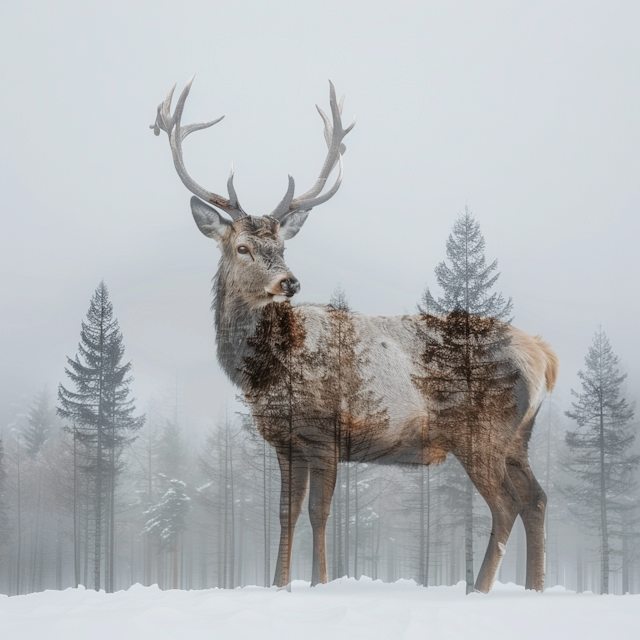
[[151, 76, 559, 592]]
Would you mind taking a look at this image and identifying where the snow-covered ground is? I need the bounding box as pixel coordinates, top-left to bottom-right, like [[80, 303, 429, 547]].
[[1, 579, 638, 640]]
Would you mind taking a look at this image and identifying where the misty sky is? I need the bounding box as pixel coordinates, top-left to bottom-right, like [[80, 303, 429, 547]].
[[1, 1, 639, 427]]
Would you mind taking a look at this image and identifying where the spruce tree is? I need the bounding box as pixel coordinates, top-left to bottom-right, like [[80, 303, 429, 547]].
[[418, 205, 515, 593], [423, 205, 512, 320], [563, 327, 638, 594], [25, 387, 55, 459], [57, 281, 144, 592]]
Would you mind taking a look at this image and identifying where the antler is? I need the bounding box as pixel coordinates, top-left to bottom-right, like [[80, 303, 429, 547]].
[[269, 81, 356, 221], [151, 75, 247, 221]]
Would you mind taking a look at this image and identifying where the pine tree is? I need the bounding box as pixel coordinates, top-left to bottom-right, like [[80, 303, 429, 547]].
[[563, 327, 639, 594], [418, 206, 515, 593], [25, 387, 55, 459], [57, 281, 144, 592]]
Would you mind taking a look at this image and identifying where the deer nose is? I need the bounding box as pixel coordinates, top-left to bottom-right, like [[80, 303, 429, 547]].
[[280, 277, 300, 297]]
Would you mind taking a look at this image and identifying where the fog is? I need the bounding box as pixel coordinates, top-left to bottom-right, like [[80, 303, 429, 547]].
[[2, 0, 639, 424]]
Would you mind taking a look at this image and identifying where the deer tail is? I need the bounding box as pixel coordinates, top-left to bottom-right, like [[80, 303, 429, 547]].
[[535, 336, 559, 393]]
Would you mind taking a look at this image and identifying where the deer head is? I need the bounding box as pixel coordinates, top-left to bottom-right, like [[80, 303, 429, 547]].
[[151, 76, 355, 309]]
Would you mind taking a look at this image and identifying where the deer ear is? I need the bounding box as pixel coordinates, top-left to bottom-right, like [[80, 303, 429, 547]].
[[278, 210, 310, 241], [190, 197, 232, 242]]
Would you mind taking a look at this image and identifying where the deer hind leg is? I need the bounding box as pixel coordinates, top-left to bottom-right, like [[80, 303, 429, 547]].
[[273, 447, 309, 588], [506, 458, 547, 591], [308, 456, 338, 586], [463, 459, 523, 593]]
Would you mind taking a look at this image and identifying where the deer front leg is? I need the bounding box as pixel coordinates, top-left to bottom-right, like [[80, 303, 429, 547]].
[[308, 458, 338, 586], [273, 447, 309, 588]]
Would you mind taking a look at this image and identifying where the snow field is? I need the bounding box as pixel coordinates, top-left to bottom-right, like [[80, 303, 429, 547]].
[[1, 578, 638, 640]]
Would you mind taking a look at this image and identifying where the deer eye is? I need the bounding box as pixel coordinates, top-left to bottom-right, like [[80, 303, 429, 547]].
[[237, 245, 249, 255]]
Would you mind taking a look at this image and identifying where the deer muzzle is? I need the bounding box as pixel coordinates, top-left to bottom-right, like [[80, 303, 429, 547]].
[[279, 277, 300, 297]]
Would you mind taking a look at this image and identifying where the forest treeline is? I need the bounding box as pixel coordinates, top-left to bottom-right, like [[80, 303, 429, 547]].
[[0, 208, 638, 596]]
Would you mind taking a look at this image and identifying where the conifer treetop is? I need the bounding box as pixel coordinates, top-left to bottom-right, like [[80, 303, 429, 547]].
[[57, 280, 144, 443], [25, 386, 54, 458], [422, 206, 513, 320], [566, 326, 634, 429]]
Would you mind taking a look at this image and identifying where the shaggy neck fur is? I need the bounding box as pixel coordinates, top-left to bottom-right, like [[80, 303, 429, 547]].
[[213, 256, 264, 390], [214, 258, 304, 392]]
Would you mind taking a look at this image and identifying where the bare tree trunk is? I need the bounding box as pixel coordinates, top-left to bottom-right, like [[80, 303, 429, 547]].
[[83, 495, 89, 587], [56, 521, 63, 590], [199, 532, 208, 589], [622, 522, 629, 594], [387, 535, 395, 582], [108, 425, 116, 593], [94, 443, 103, 592], [229, 431, 235, 588], [336, 465, 344, 577], [15, 435, 22, 596], [222, 435, 228, 589], [237, 486, 244, 587], [354, 463, 359, 578], [373, 514, 380, 581], [599, 403, 609, 594], [576, 543, 583, 593], [345, 462, 350, 576], [73, 428, 81, 588], [30, 466, 42, 592], [172, 535, 179, 589], [419, 465, 431, 586], [464, 476, 474, 593], [93, 305, 108, 593], [263, 439, 271, 586], [515, 519, 525, 585]]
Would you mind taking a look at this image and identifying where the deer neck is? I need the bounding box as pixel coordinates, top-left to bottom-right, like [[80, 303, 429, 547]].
[[213, 267, 265, 390]]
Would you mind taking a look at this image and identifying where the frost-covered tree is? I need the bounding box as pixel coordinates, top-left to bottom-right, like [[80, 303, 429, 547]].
[[419, 206, 514, 593], [143, 476, 191, 588], [563, 327, 639, 594], [25, 388, 55, 459], [57, 281, 144, 592], [144, 478, 192, 545]]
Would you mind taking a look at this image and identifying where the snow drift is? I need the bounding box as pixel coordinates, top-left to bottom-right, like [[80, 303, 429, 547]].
[[1, 578, 638, 640]]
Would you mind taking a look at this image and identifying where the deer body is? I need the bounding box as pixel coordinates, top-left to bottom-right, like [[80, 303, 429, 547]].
[[152, 78, 558, 592]]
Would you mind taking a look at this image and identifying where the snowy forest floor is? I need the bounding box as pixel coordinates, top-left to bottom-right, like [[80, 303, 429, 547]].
[[1, 578, 638, 640]]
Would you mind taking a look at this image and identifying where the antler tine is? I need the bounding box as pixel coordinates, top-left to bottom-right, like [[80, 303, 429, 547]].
[[270, 175, 296, 219], [270, 81, 355, 221], [151, 75, 247, 220]]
